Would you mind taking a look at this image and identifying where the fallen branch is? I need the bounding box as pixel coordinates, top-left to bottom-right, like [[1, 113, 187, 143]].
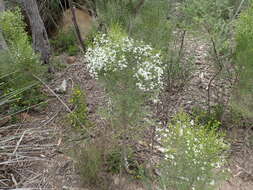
[[33, 74, 93, 138], [12, 130, 27, 155]]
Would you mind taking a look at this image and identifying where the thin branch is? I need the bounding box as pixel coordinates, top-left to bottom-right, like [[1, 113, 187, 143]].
[[33, 74, 93, 137], [12, 130, 27, 155], [207, 35, 223, 114], [133, 0, 145, 16], [68, 0, 86, 52], [231, 0, 246, 20], [178, 30, 186, 59]]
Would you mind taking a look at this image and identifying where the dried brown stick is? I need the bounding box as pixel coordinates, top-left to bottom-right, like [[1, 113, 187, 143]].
[[12, 130, 27, 155], [33, 74, 93, 137]]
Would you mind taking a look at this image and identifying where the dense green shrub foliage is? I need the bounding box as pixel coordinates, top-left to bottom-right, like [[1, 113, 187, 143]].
[[0, 9, 42, 80], [94, 0, 134, 31], [68, 87, 92, 130], [233, 1, 253, 118], [131, 0, 172, 50], [50, 29, 79, 55], [157, 112, 229, 190], [0, 9, 45, 116], [94, 0, 172, 50]]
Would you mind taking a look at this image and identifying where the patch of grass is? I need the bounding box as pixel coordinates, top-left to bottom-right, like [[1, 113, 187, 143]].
[[76, 143, 104, 185]]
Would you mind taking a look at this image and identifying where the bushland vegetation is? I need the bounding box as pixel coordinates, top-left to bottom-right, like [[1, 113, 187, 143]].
[[1, 0, 253, 189]]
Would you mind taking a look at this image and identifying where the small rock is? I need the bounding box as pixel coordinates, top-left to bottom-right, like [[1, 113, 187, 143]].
[[66, 56, 77, 64], [55, 79, 67, 94]]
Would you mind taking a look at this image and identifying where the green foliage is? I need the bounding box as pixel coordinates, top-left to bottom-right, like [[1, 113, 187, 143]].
[[106, 149, 122, 174], [94, 0, 195, 95], [50, 29, 79, 55], [233, 1, 253, 118], [85, 26, 165, 175], [51, 56, 68, 72], [68, 87, 92, 130], [157, 112, 229, 190], [0, 9, 43, 79], [94, 0, 134, 31], [192, 106, 223, 130], [0, 9, 46, 116], [94, 0, 171, 49], [131, 0, 172, 50], [228, 0, 252, 15], [86, 26, 163, 133], [75, 143, 104, 185], [105, 147, 142, 177]]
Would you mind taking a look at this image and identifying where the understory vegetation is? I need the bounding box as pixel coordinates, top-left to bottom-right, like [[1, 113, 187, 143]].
[[1, 0, 253, 189], [0, 9, 46, 120]]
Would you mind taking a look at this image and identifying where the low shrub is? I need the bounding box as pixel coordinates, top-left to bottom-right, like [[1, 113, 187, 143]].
[[156, 112, 229, 190], [74, 142, 104, 186], [233, 1, 253, 119], [85, 25, 164, 174], [0, 9, 46, 117], [50, 29, 79, 55], [192, 105, 223, 130], [68, 87, 92, 131]]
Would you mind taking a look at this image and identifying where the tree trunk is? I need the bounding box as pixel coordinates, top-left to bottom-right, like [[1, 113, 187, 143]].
[[20, 0, 51, 66], [0, 0, 8, 50]]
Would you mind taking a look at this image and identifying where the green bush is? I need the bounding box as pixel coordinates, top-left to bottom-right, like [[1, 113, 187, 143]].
[[94, 0, 134, 31], [50, 29, 79, 55], [94, 0, 172, 50], [68, 87, 92, 131], [0, 9, 43, 80], [192, 106, 223, 130], [156, 112, 229, 190], [85, 25, 164, 174], [131, 0, 172, 50], [75, 143, 104, 185], [233, 1, 253, 118], [0, 9, 46, 117]]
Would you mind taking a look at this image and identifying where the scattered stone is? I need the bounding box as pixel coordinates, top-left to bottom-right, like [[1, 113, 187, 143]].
[[55, 79, 67, 94], [67, 56, 77, 64]]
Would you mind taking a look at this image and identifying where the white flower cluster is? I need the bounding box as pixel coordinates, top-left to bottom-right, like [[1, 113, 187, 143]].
[[85, 33, 164, 91], [158, 114, 229, 187]]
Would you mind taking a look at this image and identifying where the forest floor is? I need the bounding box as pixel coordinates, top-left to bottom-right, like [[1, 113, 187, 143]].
[[1, 34, 253, 190]]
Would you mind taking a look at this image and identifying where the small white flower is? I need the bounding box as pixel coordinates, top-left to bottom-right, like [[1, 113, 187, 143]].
[[209, 180, 215, 185], [85, 33, 164, 91]]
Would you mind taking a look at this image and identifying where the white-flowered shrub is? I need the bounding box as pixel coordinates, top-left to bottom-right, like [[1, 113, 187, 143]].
[[84, 26, 165, 173], [157, 112, 229, 190], [85, 26, 164, 92]]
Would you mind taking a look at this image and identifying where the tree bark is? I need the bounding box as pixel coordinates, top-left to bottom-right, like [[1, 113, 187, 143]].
[[20, 0, 51, 66], [0, 0, 8, 50]]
